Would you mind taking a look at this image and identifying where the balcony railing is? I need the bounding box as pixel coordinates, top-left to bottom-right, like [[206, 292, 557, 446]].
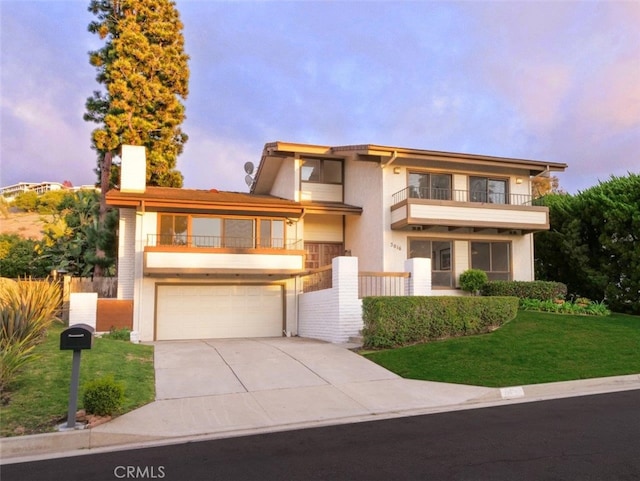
[[146, 234, 303, 250], [392, 187, 533, 206]]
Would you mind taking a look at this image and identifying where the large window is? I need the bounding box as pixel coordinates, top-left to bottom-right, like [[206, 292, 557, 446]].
[[408, 172, 451, 200], [469, 176, 508, 204], [471, 241, 511, 280], [301, 158, 343, 184], [192, 217, 222, 247], [408, 239, 453, 287], [223, 219, 254, 248], [259, 219, 285, 248], [157, 214, 289, 249], [159, 215, 188, 245]]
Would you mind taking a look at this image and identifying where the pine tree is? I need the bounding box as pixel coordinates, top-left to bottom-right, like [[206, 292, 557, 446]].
[[85, 0, 190, 188], [84, 0, 189, 277]]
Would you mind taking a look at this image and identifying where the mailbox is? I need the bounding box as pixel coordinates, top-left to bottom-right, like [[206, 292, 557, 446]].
[[60, 324, 95, 351]]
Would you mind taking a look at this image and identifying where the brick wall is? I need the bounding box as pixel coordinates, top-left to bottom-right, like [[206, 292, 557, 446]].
[[298, 257, 362, 343]]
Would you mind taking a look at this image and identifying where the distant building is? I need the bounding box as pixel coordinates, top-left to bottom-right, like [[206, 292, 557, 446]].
[[0, 182, 98, 200]]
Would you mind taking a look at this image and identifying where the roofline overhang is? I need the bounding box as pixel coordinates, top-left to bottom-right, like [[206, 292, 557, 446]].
[[106, 190, 362, 217], [333, 144, 568, 174], [106, 190, 306, 217]]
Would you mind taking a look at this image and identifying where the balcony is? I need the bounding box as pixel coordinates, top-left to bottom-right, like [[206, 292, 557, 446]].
[[143, 234, 306, 276], [390, 187, 549, 234]]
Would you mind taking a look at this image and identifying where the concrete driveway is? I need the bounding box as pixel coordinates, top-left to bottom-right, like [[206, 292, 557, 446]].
[[154, 337, 399, 399], [88, 337, 496, 446]]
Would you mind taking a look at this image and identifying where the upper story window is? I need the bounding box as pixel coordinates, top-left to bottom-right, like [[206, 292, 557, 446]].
[[192, 217, 222, 247], [156, 214, 288, 250], [408, 172, 452, 200], [470, 176, 508, 204], [301, 158, 343, 184], [159, 214, 188, 245]]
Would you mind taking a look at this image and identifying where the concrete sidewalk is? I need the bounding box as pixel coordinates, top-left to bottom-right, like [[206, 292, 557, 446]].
[[2, 338, 639, 464]]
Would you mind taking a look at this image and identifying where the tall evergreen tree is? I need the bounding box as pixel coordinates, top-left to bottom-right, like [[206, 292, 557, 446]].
[[85, 0, 189, 277], [85, 0, 189, 188], [535, 173, 640, 314]]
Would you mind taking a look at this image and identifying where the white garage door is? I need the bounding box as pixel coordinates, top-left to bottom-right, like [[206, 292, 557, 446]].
[[156, 284, 283, 340]]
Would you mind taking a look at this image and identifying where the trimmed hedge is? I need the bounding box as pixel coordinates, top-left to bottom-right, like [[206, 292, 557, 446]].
[[482, 281, 567, 301], [362, 296, 519, 349]]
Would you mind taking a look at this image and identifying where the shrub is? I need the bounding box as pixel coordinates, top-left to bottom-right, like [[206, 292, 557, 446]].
[[102, 328, 132, 341], [12, 191, 39, 212], [362, 296, 519, 348], [83, 375, 125, 416], [459, 269, 489, 295], [0, 278, 61, 391], [482, 280, 567, 300], [0, 339, 37, 394]]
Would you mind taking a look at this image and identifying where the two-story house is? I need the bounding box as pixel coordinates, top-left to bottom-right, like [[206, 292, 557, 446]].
[[107, 142, 566, 342]]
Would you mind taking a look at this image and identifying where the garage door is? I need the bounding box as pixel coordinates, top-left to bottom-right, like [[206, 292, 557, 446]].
[[156, 284, 283, 340]]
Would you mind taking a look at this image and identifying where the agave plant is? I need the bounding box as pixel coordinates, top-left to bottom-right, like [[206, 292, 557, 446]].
[[0, 278, 62, 391]]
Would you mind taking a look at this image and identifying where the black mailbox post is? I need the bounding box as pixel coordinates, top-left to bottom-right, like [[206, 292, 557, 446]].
[[60, 323, 94, 350], [60, 324, 94, 429]]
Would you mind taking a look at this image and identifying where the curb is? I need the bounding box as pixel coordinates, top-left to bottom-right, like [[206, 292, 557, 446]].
[[2, 374, 639, 464]]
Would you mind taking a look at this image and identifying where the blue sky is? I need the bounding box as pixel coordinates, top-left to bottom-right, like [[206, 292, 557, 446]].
[[1, 0, 639, 194]]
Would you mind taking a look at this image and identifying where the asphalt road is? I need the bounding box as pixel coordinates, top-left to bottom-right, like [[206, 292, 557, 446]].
[[4, 390, 640, 481]]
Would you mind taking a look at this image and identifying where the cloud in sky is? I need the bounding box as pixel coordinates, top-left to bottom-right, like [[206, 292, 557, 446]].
[[1, 0, 639, 194]]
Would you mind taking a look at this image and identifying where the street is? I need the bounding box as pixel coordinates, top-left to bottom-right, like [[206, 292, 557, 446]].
[[3, 390, 639, 481]]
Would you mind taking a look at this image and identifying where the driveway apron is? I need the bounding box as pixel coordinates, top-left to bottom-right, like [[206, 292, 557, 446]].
[[89, 337, 496, 443]]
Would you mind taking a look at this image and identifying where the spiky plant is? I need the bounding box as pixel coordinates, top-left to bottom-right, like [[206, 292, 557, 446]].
[[0, 278, 62, 392]]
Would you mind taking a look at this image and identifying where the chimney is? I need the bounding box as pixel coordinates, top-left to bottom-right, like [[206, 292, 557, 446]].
[[120, 145, 147, 193]]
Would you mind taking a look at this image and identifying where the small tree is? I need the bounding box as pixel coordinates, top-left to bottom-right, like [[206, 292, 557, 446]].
[[12, 191, 39, 212], [459, 269, 489, 295]]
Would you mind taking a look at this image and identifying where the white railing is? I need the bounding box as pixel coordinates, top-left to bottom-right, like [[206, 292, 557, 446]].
[[358, 271, 410, 298]]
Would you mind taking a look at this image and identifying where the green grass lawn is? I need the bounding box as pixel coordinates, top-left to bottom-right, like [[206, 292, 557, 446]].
[[1, 324, 155, 437], [364, 310, 640, 388]]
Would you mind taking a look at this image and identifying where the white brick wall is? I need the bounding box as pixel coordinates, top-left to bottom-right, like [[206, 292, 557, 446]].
[[117, 208, 136, 299], [69, 292, 98, 329], [404, 257, 432, 295], [298, 257, 363, 343]]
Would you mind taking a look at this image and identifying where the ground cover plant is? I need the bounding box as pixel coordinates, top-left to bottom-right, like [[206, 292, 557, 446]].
[[519, 298, 610, 316], [364, 310, 640, 387], [0, 324, 154, 436]]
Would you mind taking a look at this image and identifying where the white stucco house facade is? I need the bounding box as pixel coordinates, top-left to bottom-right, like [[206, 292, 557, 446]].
[[107, 142, 567, 343]]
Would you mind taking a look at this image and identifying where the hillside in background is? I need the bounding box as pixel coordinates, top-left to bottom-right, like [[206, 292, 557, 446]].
[[1, 212, 48, 240]]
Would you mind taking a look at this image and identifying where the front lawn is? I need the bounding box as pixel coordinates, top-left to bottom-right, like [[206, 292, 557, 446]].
[[1, 324, 155, 437], [363, 310, 640, 387]]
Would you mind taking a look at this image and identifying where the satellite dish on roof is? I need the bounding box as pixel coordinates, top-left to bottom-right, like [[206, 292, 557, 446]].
[[244, 161, 254, 175], [245, 175, 254, 188]]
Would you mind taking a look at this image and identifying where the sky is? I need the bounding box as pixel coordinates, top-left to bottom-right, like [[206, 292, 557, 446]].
[[1, 0, 639, 195]]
